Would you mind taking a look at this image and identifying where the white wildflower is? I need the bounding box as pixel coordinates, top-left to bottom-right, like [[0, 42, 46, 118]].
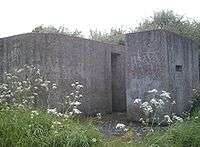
[[71, 83, 75, 87], [148, 89, 158, 93], [141, 102, 153, 113], [92, 138, 97, 143], [116, 123, 126, 129], [70, 101, 81, 106], [141, 102, 149, 107], [47, 108, 57, 115], [70, 92, 74, 96], [22, 99, 28, 104], [28, 96, 35, 99], [73, 108, 82, 114], [35, 78, 43, 83], [164, 115, 172, 123], [56, 113, 63, 117], [30, 113, 34, 118], [22, 81, 27, 84], [33, 93, 38, 96], [53, 121, 62, 125], [33, 87, 38, 90], [36, 69, 40, 74], [150, 98, 159, 106], [52, 85, 57, 90], [160, 91, 171, 99], [17, 68, 23, 73], [124, 128, 129, 132], [31, 110, 39, 115], [52, 84, 57, 90], [0, 95, 5, 98], [77, 84, 83, 88], [96, 113, 102, 119], [172, 100, 176, 105], [173, 115, 183, 122], [133, 98, 142, 104], [63, 114, 69, 118], [158, 99, 164, 106]]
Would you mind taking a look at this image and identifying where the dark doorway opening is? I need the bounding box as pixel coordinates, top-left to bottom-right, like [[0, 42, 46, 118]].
[[111, 53, 126, 112]]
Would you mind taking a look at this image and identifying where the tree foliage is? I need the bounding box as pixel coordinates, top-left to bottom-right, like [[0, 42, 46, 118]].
[[32, 25, 83, 37], [89, 10, 200, 44], [135, 10, 200, 41], [89, 28, 127, 45]]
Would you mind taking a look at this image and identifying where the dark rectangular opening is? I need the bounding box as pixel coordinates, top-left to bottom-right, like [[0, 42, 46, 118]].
[[176, 65, 183, 72], [111, 53, 126, 112]]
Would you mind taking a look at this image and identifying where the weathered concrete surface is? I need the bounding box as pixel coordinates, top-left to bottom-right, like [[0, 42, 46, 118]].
[[0, 30, 199, 119], [166, 31, 199, 115], [125, 30, 199, 120], [0, 33, 126, 114]]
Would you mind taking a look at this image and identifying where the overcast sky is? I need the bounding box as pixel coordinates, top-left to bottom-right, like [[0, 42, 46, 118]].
[[0, 0, 200, 38]]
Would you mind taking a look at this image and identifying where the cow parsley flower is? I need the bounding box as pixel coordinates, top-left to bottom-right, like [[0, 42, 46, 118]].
[[53, 121, 62, 125], [47, 108, 57, 115], [148, 89, 158, 93], [160, 91, 171, 99], [164, 115, 172, 123], [96, 113, 102, 119], [116, 123, 128, 131], [70, 101, 81, 106], [133, 98, 142, 104], [173, 115, 183, 122], [31, 110, 39, 115], [150, 98, 159, 106], [73, 108, 82, 114], [92, 138, 97, 143]]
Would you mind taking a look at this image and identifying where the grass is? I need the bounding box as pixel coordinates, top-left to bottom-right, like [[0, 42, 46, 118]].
[[141, 109, 200, 147], [2, 105, 200, 147], [0, 105, 102, 147]]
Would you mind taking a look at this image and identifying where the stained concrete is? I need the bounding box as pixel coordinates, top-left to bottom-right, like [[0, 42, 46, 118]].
[[0, 30, 199, 119], [0, 33, 126, 114], [125, 30, 199, 120]]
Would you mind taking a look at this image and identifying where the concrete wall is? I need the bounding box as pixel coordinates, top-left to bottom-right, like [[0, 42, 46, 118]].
[[166, 31, 199, 115], [125, 30, 169, 120], [0, 33, 126, 114], [0, 30, 198, 118], [125, 30, 199, 120]]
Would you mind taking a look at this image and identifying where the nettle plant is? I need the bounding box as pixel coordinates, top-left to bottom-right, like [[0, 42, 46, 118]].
[[133, 89, 183, 130], [0, 65, 84, 117]]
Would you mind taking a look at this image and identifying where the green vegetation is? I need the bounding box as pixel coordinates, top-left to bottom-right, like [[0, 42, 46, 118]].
[[2, 97, 200, 147], [31, 10, 200, 46], [141, 109, 200, 147], [89, 10, 200, 45], [32, 25, 83, 37], [0, 105, 102, 147], [136, 10, 200, 41]]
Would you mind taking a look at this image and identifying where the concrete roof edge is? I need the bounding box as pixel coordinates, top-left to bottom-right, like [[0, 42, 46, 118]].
[[0, 32, 126, 49], [125, 29, 200, 45]]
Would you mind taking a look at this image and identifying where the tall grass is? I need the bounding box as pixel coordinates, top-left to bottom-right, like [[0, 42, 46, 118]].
[[142, 109, 200, 147], [0, 105, 102, 147]]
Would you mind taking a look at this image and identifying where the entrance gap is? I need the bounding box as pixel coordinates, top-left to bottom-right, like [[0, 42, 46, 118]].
[[111, 53, 126, 112]]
